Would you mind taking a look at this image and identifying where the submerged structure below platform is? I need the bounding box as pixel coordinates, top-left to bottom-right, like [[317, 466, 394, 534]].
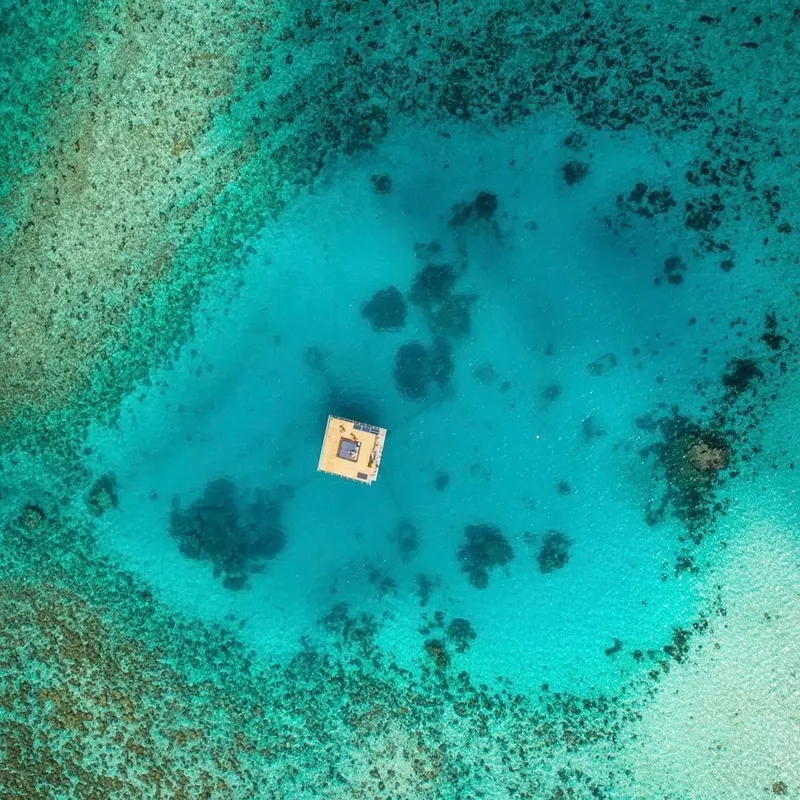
[[317, 415, 387, 485]]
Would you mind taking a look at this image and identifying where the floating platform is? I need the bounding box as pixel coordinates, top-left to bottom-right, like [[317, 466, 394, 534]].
[[317, 415, 387, 485]]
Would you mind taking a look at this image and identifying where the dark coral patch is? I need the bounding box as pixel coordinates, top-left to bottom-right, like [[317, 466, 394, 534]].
[[370, 173, 392, 194], [684, 195, 724, 231], [446, 617, 477, 653], [170, 478, 290, 590], [408, 263, 459, 309], [760, 312, 787, 351], [663, 255, 686, 284], [20, 504, 45, 531], [449, 190, 499, 227], [604, 638, 623, 657], [415, 573, 437, 607], [457, 523, 514, 589], [663, 627, 691, 663], [639, 410, 733, 544], [542, 383, 562, 402], [563, 160, 590, 186], [407, 261, 476, 341], [424, 638, 450, 669], [563, 132, 586, 150], [361, 286, 407, 331], [663, 255, 685, 274], [722, 357, 763, 395], [367, 565, 398, 597], [393, 339, 454, 400], [86, 473, 119, 517], [616, 183, 676, 220], [537, 530, 572, 573], [629, 182, 648, 203], [474, 190, 498, 220]]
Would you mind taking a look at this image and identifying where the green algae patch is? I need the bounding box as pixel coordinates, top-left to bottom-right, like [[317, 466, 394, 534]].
[[0, 0, 90, 213], [0, 0, 275, 456]]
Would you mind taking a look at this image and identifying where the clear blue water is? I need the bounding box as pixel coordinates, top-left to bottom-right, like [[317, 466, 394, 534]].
[[2, 2, 798, 797], [89, 118, 715, 692]]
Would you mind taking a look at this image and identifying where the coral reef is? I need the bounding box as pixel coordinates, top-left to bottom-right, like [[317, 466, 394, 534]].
[[414, 573, 438, 607], [761, 312, 787, 351], [407, 262, 476, 340], [393, 338, 454, 400], [684, 436, 731, 478], [408, 263, 459, 309], [423, 638, 450, 670], [639, 409, 734, 550], [665, 430, 732, 496], [457, 523, 514, 589], [367, 565, 398, 598], [370, 173, 392, 194], [20, 504, 45, 532], [657, 254, 687, 286], [86, 473, 119, 517], [169, 478, 291, 590], [433, 471, 449, 491], [446, 617, 477, 653], [1, 0, 795, 474], [604, 638, 623, 657], [1, 1, 797, 796], [563, 161, 590, 186], [0, 580, 286, 797], [361, 286, 407, 332], [429, 294, 475, 339], [448, 190, 499, 227], [537, 531, 573, 574], [722, 357, 763, 395]]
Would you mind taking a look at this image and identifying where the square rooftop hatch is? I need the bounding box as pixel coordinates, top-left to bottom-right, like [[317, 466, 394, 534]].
[[337, 437, 361, 462]]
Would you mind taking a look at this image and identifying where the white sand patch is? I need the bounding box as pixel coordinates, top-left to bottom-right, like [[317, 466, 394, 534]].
[[624, 521, 800, 798], [329, 715, 440, 800]]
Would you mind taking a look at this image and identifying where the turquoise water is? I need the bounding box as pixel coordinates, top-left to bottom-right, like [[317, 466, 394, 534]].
[[2, 1, 799, 797], [90, 119, 710, 692]]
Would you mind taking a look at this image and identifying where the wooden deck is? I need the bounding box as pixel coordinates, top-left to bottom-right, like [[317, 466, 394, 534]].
[[317, 416, 387, 485]]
